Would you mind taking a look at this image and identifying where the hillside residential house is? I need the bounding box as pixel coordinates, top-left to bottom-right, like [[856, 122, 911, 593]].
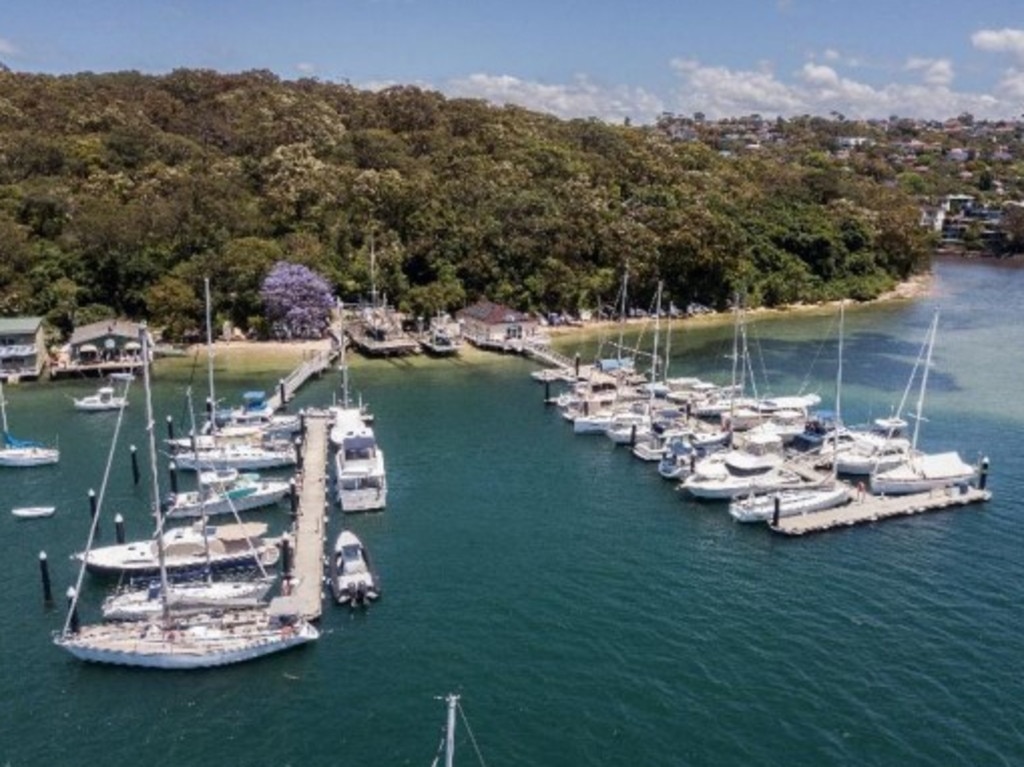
[[0, 316, 46, 381]]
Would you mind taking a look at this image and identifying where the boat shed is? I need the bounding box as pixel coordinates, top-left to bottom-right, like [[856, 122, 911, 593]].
[[457, 301, 539, 346], [0, 316, 46, 381], [52, 319, 150, 379]]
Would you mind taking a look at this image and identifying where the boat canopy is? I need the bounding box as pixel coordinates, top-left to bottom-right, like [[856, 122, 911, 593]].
[[342, 434, 377, 451], [597, 357, 635, 373], [242, 391, 267, 408], [3, 431, 43, 449]]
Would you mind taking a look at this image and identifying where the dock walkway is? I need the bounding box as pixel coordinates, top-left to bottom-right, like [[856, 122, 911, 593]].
[[769, 485, 991, 536], [266, 348, 338, 412], [284, 410, 331, 620]]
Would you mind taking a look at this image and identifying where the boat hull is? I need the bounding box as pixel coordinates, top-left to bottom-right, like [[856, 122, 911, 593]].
[[165, 483, 290, 518], [54, 620, 319, 669], [0, 448, 60, 467]]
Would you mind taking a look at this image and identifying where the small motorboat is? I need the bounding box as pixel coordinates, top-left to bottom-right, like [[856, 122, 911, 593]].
[[73, 385, 128, 412], [330, 530, 380, 607], [12, 505, 56, 519]]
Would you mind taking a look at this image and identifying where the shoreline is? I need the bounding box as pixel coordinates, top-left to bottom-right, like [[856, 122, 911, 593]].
[[161, 271, 934, 368]]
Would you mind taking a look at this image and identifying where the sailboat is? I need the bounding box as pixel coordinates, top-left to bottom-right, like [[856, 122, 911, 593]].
[[54, 327, 319, 669], [869, 312, 977, 495], [429, 693, 487, 767], [348, 236, 418, 357], [169, 278, 297, 472], [0, 378, 59, 466], [730, 303, 852, 523], [100, 574, 275, 621]]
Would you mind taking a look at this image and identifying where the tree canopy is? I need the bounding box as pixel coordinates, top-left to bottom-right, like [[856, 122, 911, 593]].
[[260, 261, 334, 339], [0, 69, 937, 339]]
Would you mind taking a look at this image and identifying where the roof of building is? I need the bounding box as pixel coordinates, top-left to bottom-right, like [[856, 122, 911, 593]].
[[457, 300, 531, 325], [69, 319, 145, 346], [0, 317, 44, 336]]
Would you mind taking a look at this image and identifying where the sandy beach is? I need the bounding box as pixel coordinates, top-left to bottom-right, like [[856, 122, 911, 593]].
[[168, 271, 934, 368]]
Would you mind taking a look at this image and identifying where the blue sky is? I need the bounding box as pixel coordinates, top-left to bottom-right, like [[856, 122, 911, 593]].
[[3, 1, 1024, 123]]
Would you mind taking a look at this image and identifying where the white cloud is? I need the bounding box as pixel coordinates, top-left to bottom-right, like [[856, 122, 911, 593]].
[[823, 49, 841, 62], [906, 57, 954, 87], [670, 58, 806, 115], [666, 57, 1006, 121], [972, 28, 1024, 59], [802, 63, 841, 88], [0, 38, 18, 57], [994, 68, 1024, 99], [296, 62, 316, 75], [446, 73, 664, 123]]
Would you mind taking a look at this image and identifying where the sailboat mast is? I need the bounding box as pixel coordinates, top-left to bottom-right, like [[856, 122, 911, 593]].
[[140, 326, 172, 623], [372, 240, 378, 311], [204, 277, 216, 423], [617, 269, 628, 364], [650, 281, 663, 385], [445, 693, 459, 767], [339, 299, 350, 409], [833, 301, 845, 479], [910, 311, 940, 451], [0, 378, 8, 434]]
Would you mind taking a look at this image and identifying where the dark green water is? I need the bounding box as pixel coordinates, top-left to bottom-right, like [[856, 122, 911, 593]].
[[2, 257, 1022, 766]]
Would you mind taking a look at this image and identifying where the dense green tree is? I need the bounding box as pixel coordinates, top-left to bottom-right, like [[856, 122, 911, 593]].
[[0, 68, 954, 337]]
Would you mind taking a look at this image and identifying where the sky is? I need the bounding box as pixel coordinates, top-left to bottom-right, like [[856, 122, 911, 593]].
[[3, 1, 1024, 124]]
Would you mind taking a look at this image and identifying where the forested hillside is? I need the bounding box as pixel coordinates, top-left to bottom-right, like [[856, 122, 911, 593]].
[[0, 68, 930, 339]]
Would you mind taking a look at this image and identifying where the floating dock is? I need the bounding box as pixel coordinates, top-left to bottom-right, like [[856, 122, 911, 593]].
[[283, 410, 331, 619], [768, 485, 992, 536]]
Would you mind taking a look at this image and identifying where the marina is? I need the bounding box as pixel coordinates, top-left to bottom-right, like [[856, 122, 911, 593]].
[[768, 484, 992, 536], [0, 257, 1020, 764]]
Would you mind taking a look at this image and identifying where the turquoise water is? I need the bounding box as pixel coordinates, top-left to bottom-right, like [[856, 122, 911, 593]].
[[2, 257, 1022, 765]]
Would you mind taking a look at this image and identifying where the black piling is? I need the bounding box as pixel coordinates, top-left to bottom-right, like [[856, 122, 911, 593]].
[[279, 380, 287, 412], [130, 444, 140, 485], [88, 488, 99, 538], [574, 352, 580, 378], [289, 478, 298, 517], [979, 456, 990, 491], [114, 513, 125, 544], [166, 415, 175, 442], [66, 587, 80, 634], [39, 551, 52, 604], [168, 461, 178, 495], [280, 536, 292, 578], [689, 454, 697, 473], [772, 496, 781, 526], [294, 438, 304, 472], [630, 424, 637, 447], [544, 379, 550, 404]]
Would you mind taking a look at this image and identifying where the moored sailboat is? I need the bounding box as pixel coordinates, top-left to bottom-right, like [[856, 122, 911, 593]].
[[730, 302, 853, 522], [54, 325, 319, 669], [869, 312, 977, 495], [0, 379, 59, 467]]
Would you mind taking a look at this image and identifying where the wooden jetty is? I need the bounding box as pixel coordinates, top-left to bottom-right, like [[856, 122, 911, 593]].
[[282, 410, 331, 619], [266, 348, 338, 412], [769, 485, 991, 536]]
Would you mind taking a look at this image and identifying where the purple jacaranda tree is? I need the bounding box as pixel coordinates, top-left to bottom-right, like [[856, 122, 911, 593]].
[[260, 261, 334, 339]]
